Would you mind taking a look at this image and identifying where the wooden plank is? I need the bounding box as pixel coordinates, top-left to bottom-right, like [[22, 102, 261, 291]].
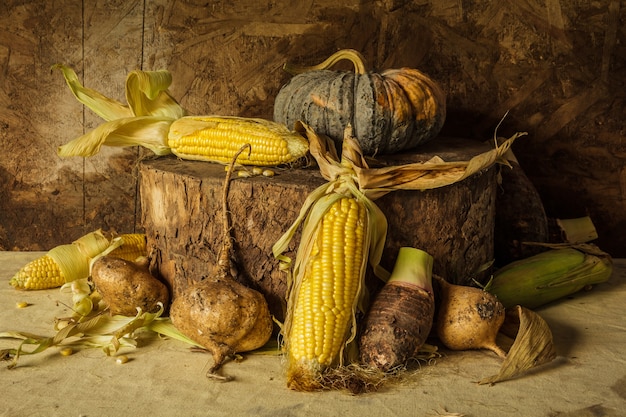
[[79, 0, 145, 236], [0, 0, 84, 250]]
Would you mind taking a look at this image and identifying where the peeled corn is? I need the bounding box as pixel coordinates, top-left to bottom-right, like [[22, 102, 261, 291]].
[[286, 196, 367, 379], [167, 116, 309, 166], [274, 183, 390, 392], [9, 232, 147, 290], [487, 245, 613, 309], [10, 255, 66, 290], [110, 233, 147, 262]]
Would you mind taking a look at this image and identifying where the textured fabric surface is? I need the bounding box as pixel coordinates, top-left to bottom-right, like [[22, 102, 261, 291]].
[[1, 252, 624, 417]]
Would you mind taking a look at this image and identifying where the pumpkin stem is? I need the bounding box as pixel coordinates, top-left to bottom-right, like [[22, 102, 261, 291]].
[[283, 49, 368, 75]]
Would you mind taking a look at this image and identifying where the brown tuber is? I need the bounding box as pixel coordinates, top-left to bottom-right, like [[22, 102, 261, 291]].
[[91, 256, 170, 316], [434, 275, 506, 357], [169, 144, 273, 381], [359, 247, 435, 371]]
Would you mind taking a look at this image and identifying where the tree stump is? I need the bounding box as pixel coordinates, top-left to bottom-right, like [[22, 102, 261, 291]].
[[139, 138, 497, 321]]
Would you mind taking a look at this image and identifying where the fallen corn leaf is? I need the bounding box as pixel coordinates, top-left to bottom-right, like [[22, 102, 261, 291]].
[[478, 305, 557, 385]]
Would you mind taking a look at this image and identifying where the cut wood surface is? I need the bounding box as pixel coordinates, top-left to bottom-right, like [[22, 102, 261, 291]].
[[140, 138, 497, 320]]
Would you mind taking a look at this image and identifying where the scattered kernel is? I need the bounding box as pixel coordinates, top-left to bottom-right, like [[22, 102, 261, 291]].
[[252, 167, 263, 175], [60, 347, 74, 356], [262, 169, 275, 177], [116, 355, 129, 364], [55, 319, 70, 331], [16, 301, 29, 309], [237, 170, 253, 178]]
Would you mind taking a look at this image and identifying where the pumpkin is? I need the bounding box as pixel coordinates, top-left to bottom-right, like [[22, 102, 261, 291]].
[[273, 49, 447, 155]]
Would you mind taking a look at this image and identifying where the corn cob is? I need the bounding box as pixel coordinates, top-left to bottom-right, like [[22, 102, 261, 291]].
[[10, 255, 66, 290], [281, 194, 371, 390], [167, 116, 309, 166], [487, 245, 613, 309], [109, 233, 147, 262], [9, 232, 147, 290]]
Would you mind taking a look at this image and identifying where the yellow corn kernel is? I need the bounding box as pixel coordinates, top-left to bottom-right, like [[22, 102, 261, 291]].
[[167, 116, 309, 166], [60, 347, 74, 356], [9, 255, 65, 290], [286, 196, 367, 389], [110, 234, 147, 262], [115, 355, 129, 364]]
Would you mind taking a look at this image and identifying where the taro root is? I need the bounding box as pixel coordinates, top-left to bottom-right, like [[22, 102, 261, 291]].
[[359, 247, 435, 371]]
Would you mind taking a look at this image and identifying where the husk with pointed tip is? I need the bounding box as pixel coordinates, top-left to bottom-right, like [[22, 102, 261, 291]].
[[301, 123, 522, 200], [54, 64, 186, 158], [53, 64, 186, 121], [53, 64, 133, 121], [478, 305, 557, 385], [57, 116, 174, 157], [47, 230, 112, 284]]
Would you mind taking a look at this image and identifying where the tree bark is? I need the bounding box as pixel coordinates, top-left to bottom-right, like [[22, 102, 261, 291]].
[[139, 138, 497, 321]]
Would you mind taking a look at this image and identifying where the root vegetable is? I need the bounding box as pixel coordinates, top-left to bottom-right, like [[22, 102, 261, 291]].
[[91, 256, 170, 316], [434, 275, 506, 357], [359, 247, 435, 371], [169, 144, 273, 381]]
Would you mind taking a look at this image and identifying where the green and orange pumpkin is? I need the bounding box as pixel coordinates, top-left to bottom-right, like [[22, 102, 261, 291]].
[[273, 49, 447, 156]]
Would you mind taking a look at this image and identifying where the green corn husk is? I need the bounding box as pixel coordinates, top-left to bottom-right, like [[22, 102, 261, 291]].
[[486, 244, 613, 309]]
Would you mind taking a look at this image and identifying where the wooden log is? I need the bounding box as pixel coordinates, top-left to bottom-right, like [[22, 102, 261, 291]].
[[139, 138, 497, 321]]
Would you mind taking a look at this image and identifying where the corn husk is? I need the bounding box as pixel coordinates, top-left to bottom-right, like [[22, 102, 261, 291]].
[[554, 216, 598, 243], [478, 305, 557, 385], [46, 230, 112, 283], [0, 304, 165, 368], [54, 65, 185, 157], [302, 122, 522, 200], [486, 243, 613, 309], [54, 64, 185, 122]]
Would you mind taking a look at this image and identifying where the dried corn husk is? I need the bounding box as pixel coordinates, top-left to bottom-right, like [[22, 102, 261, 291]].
[[54, 64, 184, 157], [0, 298, 211, 368], [478, 305, 557, 385], [553, 216, 598, 243], [302, 123, 522, 201], [47, 230, 112, 282], [0, 304, 165, 368]]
